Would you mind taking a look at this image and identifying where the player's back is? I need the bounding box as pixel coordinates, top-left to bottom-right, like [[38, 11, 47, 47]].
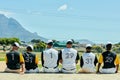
[[61, 48, 77, 69], [23, 52, 37, 70], [43, 48, 58, 68], [82, 52, 96, 69], [6, 50, 21, 69], [102, 51, 116, 68]]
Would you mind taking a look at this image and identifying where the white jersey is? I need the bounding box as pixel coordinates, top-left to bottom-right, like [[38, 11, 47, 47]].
[[43, 48, 58, 68], [61, 48, 78, 69], [81, 52, 96, 71]]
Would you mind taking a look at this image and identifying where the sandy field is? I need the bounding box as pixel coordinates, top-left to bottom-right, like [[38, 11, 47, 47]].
[[0, 61, 120, 80]]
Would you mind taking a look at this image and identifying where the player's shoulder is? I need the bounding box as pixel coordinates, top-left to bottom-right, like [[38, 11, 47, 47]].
[[101, 51, 107, 55], [61, 48, 67, 51], [70, 48, 77, 52], [82, 52, 95, 56], [111, 51, 117, 57], [90, 52, 95, 55], [51, 48, 58, 52]]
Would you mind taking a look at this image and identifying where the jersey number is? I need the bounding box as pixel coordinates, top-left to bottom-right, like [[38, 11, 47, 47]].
[[11, 54, 14, 60], [50, 53, 53, 58], [65, 53, 74, 59], [85, 58, 92, 64], [105, 57, 113, 63]]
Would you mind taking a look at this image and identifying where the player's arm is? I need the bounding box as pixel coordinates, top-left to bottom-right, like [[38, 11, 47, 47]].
[[115, 55, 119, 73], [76, 52, 79, 64], [59, 50, 62, 64], [94, 56, 98, 66], [80, 56, 83, 68], [19, 53, 25, 74], [41, 52, 44, 67], [97, 54, 103, 73], [57, 51, 60, 67]]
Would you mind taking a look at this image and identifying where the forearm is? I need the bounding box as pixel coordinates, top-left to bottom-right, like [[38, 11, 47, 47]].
[[59, 60, 62, 64], [21, 63, 25, 73], [116, 64, 119, 73], [76, 60, 78, 64], [97, 63, 101, 72]]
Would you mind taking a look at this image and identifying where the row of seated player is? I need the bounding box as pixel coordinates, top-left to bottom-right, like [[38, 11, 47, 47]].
[[4, 40, 119, 74]]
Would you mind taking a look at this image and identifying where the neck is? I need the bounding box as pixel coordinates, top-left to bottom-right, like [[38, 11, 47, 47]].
[[86, 51, 91, 53]]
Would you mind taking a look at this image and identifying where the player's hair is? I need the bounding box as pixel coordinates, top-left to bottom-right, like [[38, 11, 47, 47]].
[[27, 46, 32, 51], [106, 44, 112, 50], [47, 42, 53, 46]]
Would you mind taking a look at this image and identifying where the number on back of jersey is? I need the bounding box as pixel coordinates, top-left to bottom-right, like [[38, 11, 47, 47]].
[[105, 57, 113, 63], [85, 58, 93, 64], [65, 52, 74, 59]]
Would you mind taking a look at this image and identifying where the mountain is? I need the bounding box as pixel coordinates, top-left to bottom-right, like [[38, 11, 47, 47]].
[[0, 14, 48, 42], [76, 39, 95, 44]]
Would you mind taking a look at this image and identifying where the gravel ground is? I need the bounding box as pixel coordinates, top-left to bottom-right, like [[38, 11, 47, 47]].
[[0, 61, 120, 80]]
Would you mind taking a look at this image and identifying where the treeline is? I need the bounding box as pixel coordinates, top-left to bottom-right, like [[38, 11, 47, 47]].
[[31, 39, 46, 52], [0, 38, 120, 53], [0, 38, 20, 45]]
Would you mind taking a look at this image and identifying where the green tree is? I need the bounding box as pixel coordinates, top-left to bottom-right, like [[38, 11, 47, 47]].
[[92, 45, 103, 53], [0, 37, 20, 45], [34, 41, 46, 52], [31, 39, 41, 43]]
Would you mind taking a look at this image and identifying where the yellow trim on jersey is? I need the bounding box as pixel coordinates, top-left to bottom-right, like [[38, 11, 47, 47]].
[[35, 55, 39, 65], [20, 53, 24, 63], [98, 54, 103, 64], [114, 55, 119, 65], [5, 55, 8, 63]]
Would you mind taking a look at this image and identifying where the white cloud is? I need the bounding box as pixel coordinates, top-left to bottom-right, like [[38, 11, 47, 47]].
[[0, 10, 14, 17], [58, 4, 68, 11]]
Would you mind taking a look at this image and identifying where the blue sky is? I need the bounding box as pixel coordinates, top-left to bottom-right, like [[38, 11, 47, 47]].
[[0, 0, 120, 43]]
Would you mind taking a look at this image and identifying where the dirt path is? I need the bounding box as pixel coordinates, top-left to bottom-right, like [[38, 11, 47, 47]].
[[0, 61, 120, 80]]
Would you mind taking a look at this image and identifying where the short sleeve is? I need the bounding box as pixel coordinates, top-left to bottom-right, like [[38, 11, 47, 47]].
[[76, 52, 80, 60], [98, 54, 103, 64], [5, 55, 8, 63], [19, 53, 24, 64], [114, 55, 119, 65], [35, 55, 39, 65]]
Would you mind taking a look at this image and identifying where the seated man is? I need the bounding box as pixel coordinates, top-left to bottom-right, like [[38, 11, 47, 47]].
[[23, 45, 39, 73], [97, 42, 119, 74], [59, 40, 79, 73], [41, 40, 59, 73], [79, 44, 98, 73], [5, 42, 25, 74]]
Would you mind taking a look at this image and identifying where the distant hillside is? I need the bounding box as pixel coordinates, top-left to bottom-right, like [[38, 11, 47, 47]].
[[0, 14, 48, 42], [76, 39, 95, 44]]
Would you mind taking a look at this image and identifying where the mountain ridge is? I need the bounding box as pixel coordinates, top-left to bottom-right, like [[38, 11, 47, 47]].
[[0, 14, 48, 42]]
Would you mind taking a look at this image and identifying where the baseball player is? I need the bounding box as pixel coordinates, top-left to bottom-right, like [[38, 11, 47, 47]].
[[97, 42, 119, 73], [23, 45, 39, 73], [5, 42, 25, 74], [41, 40, 59, 73], [79, 44, 98, 73], [59, 40, 79, 73]]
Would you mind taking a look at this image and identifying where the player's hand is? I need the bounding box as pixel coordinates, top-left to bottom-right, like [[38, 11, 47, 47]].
[[115, 71, 118, 73], [19, 71, 24, 75], [96, 71, 100, 73]]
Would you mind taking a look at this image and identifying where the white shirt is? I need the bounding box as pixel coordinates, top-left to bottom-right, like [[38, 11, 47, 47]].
[[43, 48, 58, 68], [81, 52, 96, 71], [61, 48, 78, 69]]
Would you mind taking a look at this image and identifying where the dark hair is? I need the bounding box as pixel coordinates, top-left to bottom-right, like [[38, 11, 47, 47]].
[[27, 46, 32, 51], [86, 47, 92, 49], [106, 44, 112, 50], [67, 41, 73, 44], [47, 42, 53, 46]]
